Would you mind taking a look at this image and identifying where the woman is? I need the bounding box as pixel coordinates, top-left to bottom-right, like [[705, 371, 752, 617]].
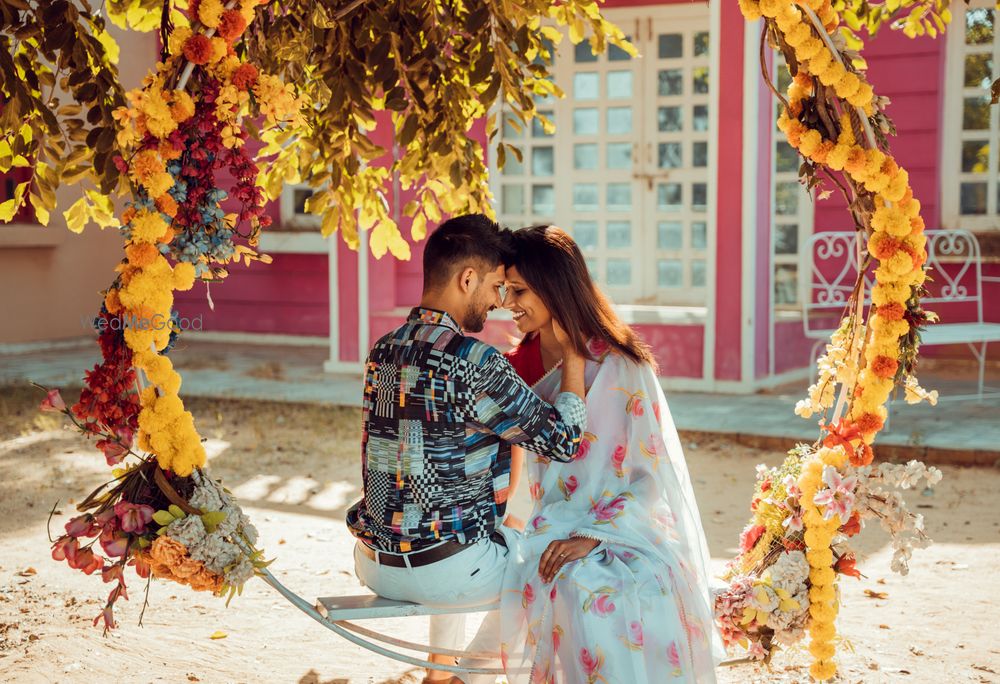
[[499, 225, 723, 683]]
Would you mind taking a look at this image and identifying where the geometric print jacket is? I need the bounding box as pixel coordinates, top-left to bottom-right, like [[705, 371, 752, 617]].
[[346, 307, 587, 553]]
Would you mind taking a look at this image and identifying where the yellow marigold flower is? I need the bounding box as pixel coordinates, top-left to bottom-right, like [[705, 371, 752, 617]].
[[810, 659, 837, 681], [738, 0, 763, 20], [809, 584, 837, 603], [785, 22, 812, 48], [131, 210, 170, 243], [809, 639, 837, 661], [818, 61, 846, 87], [848, 82, 874, 108], [884, 174, 909, 203], [810, 621, 837, 644], [168, 26, 193, 56], [173, 262, 197, 291], [823, 143, 850, 171], [809, 566, 837, 587], [198, 0, 225, 27], [835, 72, 861, 99], [807, 548, 834, 567], [170, 90, 196, 122], [759, 0, 782, 17], [800, 129, 823, 157], [145, 171, 175, 199]]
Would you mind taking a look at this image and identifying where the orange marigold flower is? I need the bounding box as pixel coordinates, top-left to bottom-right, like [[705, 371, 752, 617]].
[[183, 34, 214, 65], [104, 288, 123, 315], [870, 355, 898, 379], [158, 227, 176, 244], [853, 411, 884, 435], [231, 63, 259, 91], [216, 9, 248, 43], [121, 206, 137, 225], [150, 536, 189, 567], [843, 147, 867, 174], [869, 233, 901, 260], [126, 242, 161, 268], [155, 193, 179, 217], [877, 301, 905, 321]]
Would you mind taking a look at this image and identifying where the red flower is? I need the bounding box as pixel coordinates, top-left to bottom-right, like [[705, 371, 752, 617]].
[[521, 583, 535, 608], [840, 511, 862, 537], [216, 9, 248, 43], [101, 563, 125, 585], [93, 605, 116, 631], [40, 388, 66, 412], [834, 554, 862, 579], [69, 547, 104, 575], [231, 63, 259, 91], [738, 524, 766, 553], [183, 34, 214, 65], [129, 554, 151, 579], [760, 478, 772, 493], [100, 528, 130, 558], [51, 536, 79, 562]]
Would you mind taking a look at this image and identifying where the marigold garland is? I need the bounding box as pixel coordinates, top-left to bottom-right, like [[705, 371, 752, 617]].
[[731, 0, 938, 680]]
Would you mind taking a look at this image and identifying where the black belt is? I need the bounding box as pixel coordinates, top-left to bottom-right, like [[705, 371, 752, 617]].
[[359, 531, 506, 569]]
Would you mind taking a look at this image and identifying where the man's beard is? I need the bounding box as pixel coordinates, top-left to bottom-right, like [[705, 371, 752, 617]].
[[462, 300, 492, 333]]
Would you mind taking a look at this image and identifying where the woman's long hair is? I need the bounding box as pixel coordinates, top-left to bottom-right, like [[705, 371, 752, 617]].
[[508, 225, 657, 370]]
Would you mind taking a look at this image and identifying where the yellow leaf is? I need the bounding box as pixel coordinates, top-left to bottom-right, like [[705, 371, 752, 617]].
[[0, 199, 17, 222], [410, 212, 427, 241], [29, 193, 50, 226], [19, 123, 32, 145], [209, 630, 227, 640], [63, 196, 90, 233], [95, 27, 120, 64]]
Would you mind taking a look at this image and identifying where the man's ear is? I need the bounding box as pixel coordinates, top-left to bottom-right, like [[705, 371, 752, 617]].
[[457, 266, 478, 294]]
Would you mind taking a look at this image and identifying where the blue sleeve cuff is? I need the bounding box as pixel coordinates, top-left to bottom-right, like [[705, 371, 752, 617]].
[[553, 392, 587, 430]]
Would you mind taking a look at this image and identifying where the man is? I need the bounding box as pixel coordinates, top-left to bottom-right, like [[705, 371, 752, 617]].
[[345, 214, 587, 684]]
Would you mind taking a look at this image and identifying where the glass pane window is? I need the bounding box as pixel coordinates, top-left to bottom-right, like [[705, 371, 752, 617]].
[[658, 183, 682, 211], [607, 142, 632, 170], [573, 183, 600, 211], [658, 259, 683, 287], [690, 221, 707, 249], [573, 108, 599, 135], [775, 181, 800, 215], [658, 221, 683, 249], [502, 185, 524, 215], [774, 265, 798, 305], [574, 221, 599, 250], [692, 67, 709, 94], [532, 111, 554, 137], [607, 107, 633, 134], [607, 258, 632, 285], [693, 105, 709, 131], [574, 42, 598, 63], [607, 183, 632, 211], [532, 147, 554, 176], [658, 69, 683, 96], [690, 260, 706, 287], [658, 142, 682, 169], [607, 221, 632, 248], [692, 141, 708, 168], [574, 143, 599, 170], [694, 31, 709, 56], [658, 34, 683, 59], [691, 183, 707, 212], [658, 106, 683, 132], [574, 72, 600, 100], [532, 185, 555, 215], [775, 223, 799, 255], [607, 71, 633, 99]]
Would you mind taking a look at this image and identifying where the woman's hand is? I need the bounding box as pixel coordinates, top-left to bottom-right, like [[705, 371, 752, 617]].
[[538, 537, 601, 583]]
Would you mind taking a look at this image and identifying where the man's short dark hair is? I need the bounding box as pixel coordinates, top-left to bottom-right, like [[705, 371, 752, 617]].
[[422, 214, 513, 291]]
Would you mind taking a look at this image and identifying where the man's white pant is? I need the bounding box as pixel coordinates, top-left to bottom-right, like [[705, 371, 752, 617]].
[[353, 533, 511, 684]]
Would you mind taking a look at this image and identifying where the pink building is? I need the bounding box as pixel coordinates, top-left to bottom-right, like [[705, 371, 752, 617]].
[[3, 1, 998, 391]]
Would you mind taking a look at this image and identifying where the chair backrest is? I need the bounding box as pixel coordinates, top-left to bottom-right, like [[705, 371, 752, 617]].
[[801, 229, 987, 336], [801, 230, 874, 338], [922, 229, 986, 324]]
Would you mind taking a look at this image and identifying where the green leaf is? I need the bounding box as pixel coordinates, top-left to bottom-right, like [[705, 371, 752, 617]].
[[168, 504, 187, 519], [200, 511, 228, 533], [152, 510, 176, 526]]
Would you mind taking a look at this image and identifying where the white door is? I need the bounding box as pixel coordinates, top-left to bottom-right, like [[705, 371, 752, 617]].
[[492, 5, 713, 307]]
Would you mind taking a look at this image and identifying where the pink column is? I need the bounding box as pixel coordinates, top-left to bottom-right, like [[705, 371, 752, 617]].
[[713, 1, 746, 382]]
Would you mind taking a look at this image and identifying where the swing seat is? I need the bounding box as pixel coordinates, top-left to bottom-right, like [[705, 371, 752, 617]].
[[316, 594, 499, 621]]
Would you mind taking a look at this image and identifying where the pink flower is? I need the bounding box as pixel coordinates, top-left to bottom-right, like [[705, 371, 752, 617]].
[[69, 547, 103, 575], [114, 501, 154, 534], [51, 536, 79, 562], [738, 524, 766, 552], [579, 648, 603, 676], [587, 338, 610, 356], [39, 389, 66, 412], [627, 620, 643, 647], [577, 436, 592, 460], [552, 626, 562, 651], [522, 583, 535, 608], [530, 482, 543, 501], [652, 402, 661, 425], [591, 593, 616, 616], [101, 563, 125, 585], [530, 515, 549, 531], [550, 584, 558, 602], [667, 640, 681, 669], [611, 445, 627, 477], [97, 438, 129, 466], [747, 640, 768, 661], [560, 475, 578, 499], [591, 495, 627, 524], [93, 605, 116, 631], [65, 514, 98, 538], [100, 528, 129, 558], [812, 466, 858, 524]]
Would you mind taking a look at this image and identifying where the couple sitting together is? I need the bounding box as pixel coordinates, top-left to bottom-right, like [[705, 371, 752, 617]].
[[345, 214, 723, 683]]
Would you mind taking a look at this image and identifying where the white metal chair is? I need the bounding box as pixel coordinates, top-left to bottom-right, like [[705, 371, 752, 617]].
[[802, 229, 1000, 400]]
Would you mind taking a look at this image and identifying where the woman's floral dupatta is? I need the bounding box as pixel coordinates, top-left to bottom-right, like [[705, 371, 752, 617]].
[[500, 344, 724, 682]]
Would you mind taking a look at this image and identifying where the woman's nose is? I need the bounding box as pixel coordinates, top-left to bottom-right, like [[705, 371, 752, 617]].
[[501, 287, 514, 309]]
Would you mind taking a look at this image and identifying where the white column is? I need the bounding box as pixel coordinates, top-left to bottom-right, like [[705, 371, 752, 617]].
[[740, 18, 762, 387]]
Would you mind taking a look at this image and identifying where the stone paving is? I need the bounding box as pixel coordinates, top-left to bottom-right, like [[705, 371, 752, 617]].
[[2, 338, 998, 465]]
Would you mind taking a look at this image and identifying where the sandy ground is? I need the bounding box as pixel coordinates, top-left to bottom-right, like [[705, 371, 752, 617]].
[[0, 382, 998, 684]]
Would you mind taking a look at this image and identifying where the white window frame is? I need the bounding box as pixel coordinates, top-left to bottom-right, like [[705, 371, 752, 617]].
[[279, 182, 322, 231], [942, 0, 1000, 231]]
